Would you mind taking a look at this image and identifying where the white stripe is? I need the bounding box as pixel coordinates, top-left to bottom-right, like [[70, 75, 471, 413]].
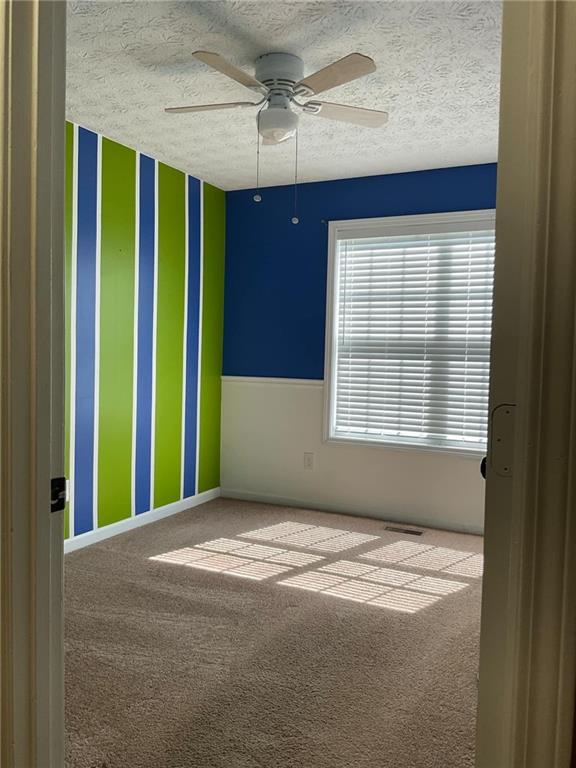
[[68, 124, 79, 538], [131, 153, 140, 516], [180, 176, 189, 498], [92, 134, 102, 531], [149, 160, 159, 511], [195, 180, 204, 492]]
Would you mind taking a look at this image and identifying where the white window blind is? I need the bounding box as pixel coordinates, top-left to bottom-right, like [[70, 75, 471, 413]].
[[327, 212, 496, 453]]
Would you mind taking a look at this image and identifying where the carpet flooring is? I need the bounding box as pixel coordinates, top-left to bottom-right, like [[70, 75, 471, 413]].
[[65, 499, 483, 768]]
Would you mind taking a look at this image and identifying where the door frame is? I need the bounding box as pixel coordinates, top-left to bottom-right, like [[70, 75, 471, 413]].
[[0, 1, 66, 766], [476, 2, 576, 766]]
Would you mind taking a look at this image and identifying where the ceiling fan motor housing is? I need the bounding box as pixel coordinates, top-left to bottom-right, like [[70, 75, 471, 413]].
[[255, 53, 304, 143], [255, 52, 304, 92]]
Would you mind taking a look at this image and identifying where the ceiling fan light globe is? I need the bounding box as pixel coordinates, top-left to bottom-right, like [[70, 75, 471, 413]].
[[264, 128, 296, 144], [258, 106, 299, 144]]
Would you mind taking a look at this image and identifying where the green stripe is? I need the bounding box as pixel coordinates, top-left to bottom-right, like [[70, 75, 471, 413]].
[[154, 163, 186, 508], [198, 183, 225, 492], [97, 138, 136, 527], [64, 121, 74, 539]]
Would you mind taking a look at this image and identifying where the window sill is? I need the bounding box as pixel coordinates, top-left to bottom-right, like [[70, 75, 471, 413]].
[[324, 434, 486, 459]]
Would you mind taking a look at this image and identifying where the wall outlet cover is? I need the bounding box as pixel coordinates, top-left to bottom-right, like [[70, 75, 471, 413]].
[[303, 452, 314, 470]]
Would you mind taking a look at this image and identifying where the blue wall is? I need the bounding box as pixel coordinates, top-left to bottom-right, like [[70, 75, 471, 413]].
[[224, 163, 497, 380]]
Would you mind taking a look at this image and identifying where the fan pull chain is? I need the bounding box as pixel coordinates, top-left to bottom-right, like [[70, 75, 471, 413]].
[[292, 129, 299, 224], [253, 109, 263, 203]]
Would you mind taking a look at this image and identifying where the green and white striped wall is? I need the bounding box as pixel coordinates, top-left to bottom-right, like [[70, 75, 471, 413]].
[[64, 122, 225, 547]]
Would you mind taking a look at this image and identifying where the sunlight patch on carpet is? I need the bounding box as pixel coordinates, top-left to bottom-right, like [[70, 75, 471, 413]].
[[360, 541, 434, 563], [358, 567, 421, 587], [444, 554, 484, 578], [319, 560, 379, 577], [361, 541, 484, 578], [224, 561, 293, 581], [238, 521, 379, 552], [369, 589, 442, 613], [149, 520, 482, 610]]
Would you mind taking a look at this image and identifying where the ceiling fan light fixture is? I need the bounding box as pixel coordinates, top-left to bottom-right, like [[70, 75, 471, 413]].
[[258, 105, 299, 144], [167, 50, 388, 145]]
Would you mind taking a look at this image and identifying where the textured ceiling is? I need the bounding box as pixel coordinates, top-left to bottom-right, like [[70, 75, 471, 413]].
[[67, 1, 502, 191]]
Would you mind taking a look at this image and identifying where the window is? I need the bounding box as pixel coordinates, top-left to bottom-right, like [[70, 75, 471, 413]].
[[325, 211, 496, 454]]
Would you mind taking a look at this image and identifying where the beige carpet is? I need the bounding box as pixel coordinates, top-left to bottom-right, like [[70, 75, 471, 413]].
[[65, 498, 483, 768]]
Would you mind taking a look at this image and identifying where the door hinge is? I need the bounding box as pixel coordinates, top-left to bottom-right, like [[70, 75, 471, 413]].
[[489, 404, 517, 477], [51, 476, 68, 513]]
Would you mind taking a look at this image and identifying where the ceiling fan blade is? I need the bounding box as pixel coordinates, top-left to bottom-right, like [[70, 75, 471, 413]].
[[295, 53, 376, 96], [165, 101, 258, 114], [307, 101, 388, 128], [193, 51, 267, 93]]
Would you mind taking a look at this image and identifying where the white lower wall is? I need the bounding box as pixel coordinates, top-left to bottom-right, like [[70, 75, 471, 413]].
[[221, 377, 485, 534]]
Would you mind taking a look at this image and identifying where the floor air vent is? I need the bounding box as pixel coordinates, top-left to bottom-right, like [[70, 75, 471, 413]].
[[385, 526, 424, 536]]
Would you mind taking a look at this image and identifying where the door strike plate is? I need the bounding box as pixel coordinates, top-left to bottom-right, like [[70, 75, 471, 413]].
[[490, 404, 516, 477]]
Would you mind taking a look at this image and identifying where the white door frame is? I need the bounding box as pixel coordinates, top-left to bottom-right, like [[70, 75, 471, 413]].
[[476, 2, 576, 766], [0, 2, 66, 767]]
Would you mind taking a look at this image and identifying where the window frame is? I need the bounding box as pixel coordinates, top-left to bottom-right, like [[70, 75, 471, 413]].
[[323, 209, 497, 457]]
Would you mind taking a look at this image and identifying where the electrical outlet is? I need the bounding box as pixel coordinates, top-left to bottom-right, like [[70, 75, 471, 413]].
[[303, 452, 314, 470]]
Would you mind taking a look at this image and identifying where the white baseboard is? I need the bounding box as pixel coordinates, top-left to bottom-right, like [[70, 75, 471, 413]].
[[64, 487, 221, 553], [220, 488, 484, 536]]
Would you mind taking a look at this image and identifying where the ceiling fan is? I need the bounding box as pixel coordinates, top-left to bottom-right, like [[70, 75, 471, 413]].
[[165, 51, 388, 145]]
